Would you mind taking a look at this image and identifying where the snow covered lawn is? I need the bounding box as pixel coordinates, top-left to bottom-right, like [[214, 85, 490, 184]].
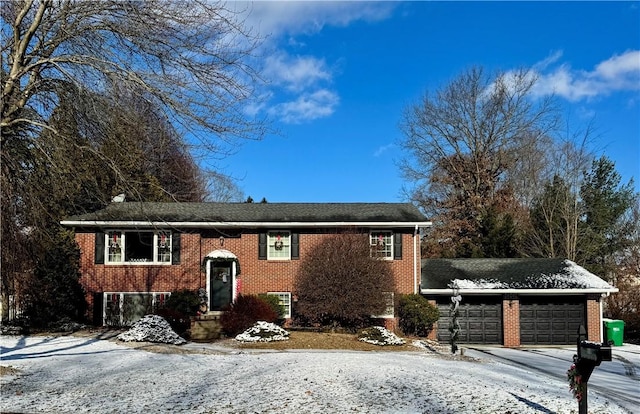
[[1, 335, 631, 413]]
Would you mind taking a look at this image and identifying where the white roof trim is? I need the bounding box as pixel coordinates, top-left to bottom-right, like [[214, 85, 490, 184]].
[[420, 288, 618, 295], [60, 220, 433, 229], [205, 249, 237, 259]]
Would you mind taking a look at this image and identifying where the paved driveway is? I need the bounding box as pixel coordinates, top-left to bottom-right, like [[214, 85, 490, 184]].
[[465, 344, 640, 413]]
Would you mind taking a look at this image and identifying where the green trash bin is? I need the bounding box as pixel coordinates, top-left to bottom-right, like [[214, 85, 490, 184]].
[[603, 318, 625, 346]]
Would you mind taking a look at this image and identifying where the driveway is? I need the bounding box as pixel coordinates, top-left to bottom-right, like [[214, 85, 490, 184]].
[[465, 343, 640, 413]]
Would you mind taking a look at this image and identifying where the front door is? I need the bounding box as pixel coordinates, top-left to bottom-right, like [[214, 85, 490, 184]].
[[210, 263, 233, 311]]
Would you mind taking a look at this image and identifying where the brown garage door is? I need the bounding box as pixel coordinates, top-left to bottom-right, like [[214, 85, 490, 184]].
[[437, 296, 502, 344], [520, 297, 585, 345]]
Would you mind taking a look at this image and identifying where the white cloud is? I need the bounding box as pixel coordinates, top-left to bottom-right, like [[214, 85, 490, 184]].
[[532, 50, 640, 101], [270, 89, 339, 124], [532, 50, 564, 71], [240, 2, 396, 38], [263, 52, 332, 92], [374, 143, 395, 157], [230, 2, 395, 124]]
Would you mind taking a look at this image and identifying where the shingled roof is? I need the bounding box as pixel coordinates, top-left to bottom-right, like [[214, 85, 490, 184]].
[[62, 202, 429, 227], [421, 258, 616, 292]]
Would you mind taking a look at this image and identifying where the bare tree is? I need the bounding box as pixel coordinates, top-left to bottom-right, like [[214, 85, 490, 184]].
[[2, 0, 266, 147], [0, 0, 266, 321], [400, 67, 559, 257], [522, 131, 596, 260]]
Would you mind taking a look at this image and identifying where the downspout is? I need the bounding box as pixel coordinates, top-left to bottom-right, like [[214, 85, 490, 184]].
[[413, 225, 418, 294], [600, 294, 603, 343], [600, 292, 610, 343]]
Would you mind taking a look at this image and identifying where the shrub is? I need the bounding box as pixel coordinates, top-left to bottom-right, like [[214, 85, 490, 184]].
[[258, 293, 285, 321], [235, 321, 290, 342], [398, 294, 440, 337], [155, 289, 201, 336], [220, 294, 277, 336], [294, 232, 394, 331], [163, 289, 201, 315], [358, 326, 406, 346]]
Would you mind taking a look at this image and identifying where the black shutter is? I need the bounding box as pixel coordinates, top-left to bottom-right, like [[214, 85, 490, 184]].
[[171, 233, 181, 264], [95, 232, 105, 264], [291, 232, 299, 260], [393, 232, 402, 260], [258, 233, 267, 260], [93, 292, 104, 326]]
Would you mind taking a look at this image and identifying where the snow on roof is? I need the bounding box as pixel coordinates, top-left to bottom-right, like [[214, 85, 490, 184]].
[[424, 258, 615, 291]]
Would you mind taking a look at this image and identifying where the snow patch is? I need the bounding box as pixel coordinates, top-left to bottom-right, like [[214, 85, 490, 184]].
[[117, 315, 186, 345], [454, 278, 508, 289], [235, 321, 290, 342], [358, 326, 405, 346]]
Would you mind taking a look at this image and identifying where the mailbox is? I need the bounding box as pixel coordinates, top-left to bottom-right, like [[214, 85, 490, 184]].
[[578, 341, 612, 365], [573, 326, 613, 414]]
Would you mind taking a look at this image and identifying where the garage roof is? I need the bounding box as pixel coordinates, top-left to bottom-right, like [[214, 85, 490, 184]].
[[421, 258, 617, 294]]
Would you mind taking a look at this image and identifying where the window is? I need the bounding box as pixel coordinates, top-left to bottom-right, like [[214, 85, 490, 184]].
[[267, 231, 290, 260], [157, 231, 171, 263], [105, 231, 172, 264], [103, 292, 171, 326], [370, 231, 393, 259], [268, 292, 291, 318]]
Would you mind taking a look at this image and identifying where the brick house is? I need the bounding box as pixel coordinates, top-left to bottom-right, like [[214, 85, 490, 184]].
[[61, 202, 431, 327], [421, 258, 618, 346]]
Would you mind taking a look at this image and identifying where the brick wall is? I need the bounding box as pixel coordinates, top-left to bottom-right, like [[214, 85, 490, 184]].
[[77, 230, 420, 322], [502, 296, 520, 348], [586, 295, 602, 342]]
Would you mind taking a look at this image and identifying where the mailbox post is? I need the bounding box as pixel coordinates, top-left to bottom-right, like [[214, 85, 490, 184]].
[[571, 325, 612, 414]]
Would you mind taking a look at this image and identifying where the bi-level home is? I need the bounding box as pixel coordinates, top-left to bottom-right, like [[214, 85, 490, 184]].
[[61, 202, 431, 327]]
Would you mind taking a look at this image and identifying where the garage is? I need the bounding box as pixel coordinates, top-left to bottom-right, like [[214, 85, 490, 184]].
[[436, 296, 502, 344], [520, 297, 585, 345], [422, 258, 616, 347]]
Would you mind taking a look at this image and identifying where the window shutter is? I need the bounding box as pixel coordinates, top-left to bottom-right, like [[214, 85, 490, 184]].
[[95, 232, 105, 264], [171, 233, 181, 264], [393, 232, 402, 260], [93, 292, 104, 326], [258, 233, 267, 260], [291, 232, 299, 260]]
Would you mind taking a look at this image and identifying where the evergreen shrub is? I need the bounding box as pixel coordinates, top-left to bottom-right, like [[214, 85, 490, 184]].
[[398, 294, 440, 337], [258, 293, 285, 321], [155, 289, 200, 336]]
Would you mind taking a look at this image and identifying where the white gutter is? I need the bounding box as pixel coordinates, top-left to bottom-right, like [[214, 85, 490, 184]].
[[420, 288, 619, 295], [61, 220, 433, 229]]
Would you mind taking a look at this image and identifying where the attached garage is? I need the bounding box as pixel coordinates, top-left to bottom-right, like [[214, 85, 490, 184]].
[[520, 297, 585, 345], [421, 258, 617, 347], [436, 297, 502, 344]]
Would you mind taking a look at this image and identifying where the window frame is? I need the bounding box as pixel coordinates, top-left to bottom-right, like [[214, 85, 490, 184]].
[[105, 230, 172, 265], [267, 230, 291, 261], [267, 292, 292, 318], [103, 292, 171, 326], [369, 230, 394, 260]]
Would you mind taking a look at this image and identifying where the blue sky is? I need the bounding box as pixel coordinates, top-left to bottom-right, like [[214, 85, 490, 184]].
[[223, 1, 639, 202]]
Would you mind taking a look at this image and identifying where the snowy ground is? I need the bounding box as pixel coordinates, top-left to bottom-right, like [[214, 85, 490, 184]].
[[1, 335, 634, 414]]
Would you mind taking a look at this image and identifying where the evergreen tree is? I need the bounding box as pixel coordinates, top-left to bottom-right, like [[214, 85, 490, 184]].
[[579, 157, 636, 277]]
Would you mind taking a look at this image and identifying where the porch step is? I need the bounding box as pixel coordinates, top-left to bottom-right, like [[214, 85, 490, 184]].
[[190, 312, 223, 341]]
